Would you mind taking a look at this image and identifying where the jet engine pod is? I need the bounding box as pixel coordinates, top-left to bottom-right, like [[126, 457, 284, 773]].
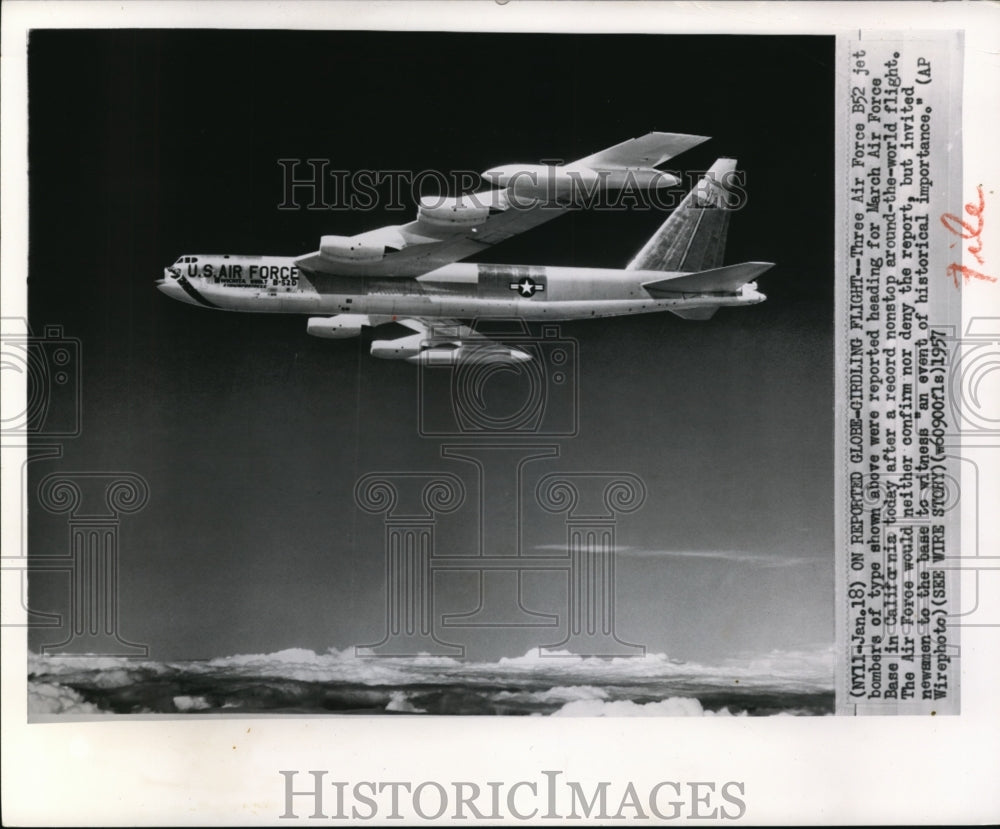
[[406, 345, 533, 365], [319, 235, 386, 262], [307, 315, 369, 339], [370, 332, 426, 360], [417, 195, 491, 228], [481, 164, 601, 203]]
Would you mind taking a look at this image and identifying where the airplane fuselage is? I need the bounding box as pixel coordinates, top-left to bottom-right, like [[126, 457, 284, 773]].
[[158, 255, 765, 321]]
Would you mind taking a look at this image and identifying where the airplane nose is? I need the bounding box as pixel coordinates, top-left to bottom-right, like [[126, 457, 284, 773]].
[[157, 277, 182, 299], [158, 266, 181, 294]]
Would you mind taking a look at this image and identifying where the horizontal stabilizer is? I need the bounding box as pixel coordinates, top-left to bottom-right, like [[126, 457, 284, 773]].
[[574, 132, 709, 169], [643, 261, 774, 296]]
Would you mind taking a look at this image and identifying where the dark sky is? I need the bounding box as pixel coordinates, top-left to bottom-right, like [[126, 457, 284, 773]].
[[27, 30, 835, 662]]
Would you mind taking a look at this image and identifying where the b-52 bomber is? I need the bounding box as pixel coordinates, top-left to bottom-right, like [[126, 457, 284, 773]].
[[158, 133, 771, 364]]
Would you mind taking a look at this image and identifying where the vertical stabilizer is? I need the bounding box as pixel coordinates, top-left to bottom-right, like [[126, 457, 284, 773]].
[[626, 157, 739, 273]]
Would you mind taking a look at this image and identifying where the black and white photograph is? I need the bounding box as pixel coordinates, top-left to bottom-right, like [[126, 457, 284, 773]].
[[22, 28, 836, 718], [2, 1, 998, 825]]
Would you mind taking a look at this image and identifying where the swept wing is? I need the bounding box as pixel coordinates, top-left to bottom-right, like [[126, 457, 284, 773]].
[[295, 132, 708, 280]]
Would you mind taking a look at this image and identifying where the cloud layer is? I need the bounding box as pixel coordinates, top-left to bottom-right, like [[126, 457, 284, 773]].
[[28, 644, 834, 718]]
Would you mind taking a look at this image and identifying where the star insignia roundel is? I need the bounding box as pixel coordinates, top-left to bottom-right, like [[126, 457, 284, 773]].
[[510, 276, 545, 298]]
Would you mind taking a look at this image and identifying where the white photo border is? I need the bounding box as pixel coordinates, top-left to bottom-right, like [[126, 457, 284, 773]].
[[2, 1, 998, 825]]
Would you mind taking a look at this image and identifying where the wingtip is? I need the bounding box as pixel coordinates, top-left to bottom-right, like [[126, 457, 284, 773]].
[[646, 131, 711, 143]]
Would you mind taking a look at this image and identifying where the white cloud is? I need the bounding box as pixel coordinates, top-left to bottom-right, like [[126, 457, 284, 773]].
[[25, 642, 833, 717], [385, 691, 426, 713], [533, 544, 824, 568], [552, 696, 740, 717], [28, 642, 833, 691], [495, 685, 609, 705], [173, 695, 211, 711], [28, 681, 105, 715]]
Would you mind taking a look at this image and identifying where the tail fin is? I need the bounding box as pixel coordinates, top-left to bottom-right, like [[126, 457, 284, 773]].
[[626, 158, 740, 273]]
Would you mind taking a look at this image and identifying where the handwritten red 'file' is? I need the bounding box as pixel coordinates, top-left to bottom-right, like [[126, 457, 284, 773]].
[[941, 185, 996, 287]]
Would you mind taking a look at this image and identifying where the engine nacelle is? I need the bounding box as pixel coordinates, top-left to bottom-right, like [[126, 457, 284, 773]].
[[371, 334, 532, 365], [306, 315, 368, 339], [481, 164, 601, 202], [319, 235, 386, 262], [405, 346, 532, 365], [406, 347, 464, 365], [481, 164, 679, 201], [370, 332, 426, 360], [417, 195, 490, 228]]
